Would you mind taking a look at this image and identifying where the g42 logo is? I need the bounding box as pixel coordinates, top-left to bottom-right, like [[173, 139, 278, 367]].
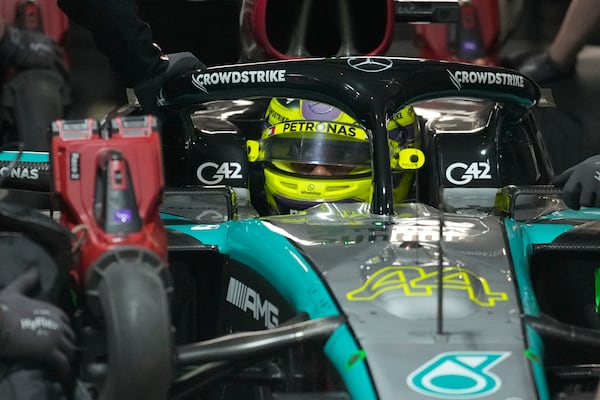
[[407, 352, 510, 398], [446, 161, 492, 185], [197, 162, 243, 185]]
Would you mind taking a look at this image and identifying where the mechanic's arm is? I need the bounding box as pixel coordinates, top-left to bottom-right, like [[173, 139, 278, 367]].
[[57, 0, 204, 113], [553, 154, 600, 209], [0, 268, 74, 383]]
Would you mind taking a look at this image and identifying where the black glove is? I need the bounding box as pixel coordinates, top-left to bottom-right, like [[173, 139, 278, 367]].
[[134, 52, 205, 114], [0, 26, 67, 76], [553, 155, 600, 209], [0, 268, 74, 382]]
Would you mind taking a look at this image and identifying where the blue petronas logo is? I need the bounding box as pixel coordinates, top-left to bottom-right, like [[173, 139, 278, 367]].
[[407, 352, 510, 398]]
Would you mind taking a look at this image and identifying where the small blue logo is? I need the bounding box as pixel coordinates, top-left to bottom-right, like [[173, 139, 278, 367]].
[[407, 351, 510, 398]]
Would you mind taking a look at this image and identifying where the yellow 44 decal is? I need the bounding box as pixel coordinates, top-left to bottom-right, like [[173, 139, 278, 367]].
[[347, 266, 508, 307]]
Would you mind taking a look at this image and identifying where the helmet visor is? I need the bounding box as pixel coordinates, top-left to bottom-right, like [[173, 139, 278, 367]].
[[262, 133, 371, 175]]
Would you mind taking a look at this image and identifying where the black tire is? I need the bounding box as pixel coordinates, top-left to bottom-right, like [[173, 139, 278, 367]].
[[86, 247, 174, 400]]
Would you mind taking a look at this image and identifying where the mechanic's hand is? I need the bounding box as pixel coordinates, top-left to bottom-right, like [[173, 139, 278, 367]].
[[0, 26, 67, 76], [134, 52, 205, 114], [553, 155, 600, 209], [0, 268, 74, 383]]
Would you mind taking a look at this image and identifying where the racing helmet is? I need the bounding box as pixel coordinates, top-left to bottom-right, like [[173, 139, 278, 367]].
[[247, 98, 422, 214]]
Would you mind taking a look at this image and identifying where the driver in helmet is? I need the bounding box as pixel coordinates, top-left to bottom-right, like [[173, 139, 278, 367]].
[[247, 98, 422, 215]]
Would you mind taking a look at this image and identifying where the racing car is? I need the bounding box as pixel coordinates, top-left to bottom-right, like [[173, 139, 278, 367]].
[[1, 56, 600, 400]]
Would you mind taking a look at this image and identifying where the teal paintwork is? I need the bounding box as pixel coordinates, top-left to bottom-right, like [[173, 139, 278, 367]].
[[165, 217, 376, 400], [0, 150, 49, 163], [503, 210, 595, 400]]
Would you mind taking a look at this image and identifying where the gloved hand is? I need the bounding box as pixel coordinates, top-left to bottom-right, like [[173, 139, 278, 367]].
[[0, 268, 74, 383], [553, 154, 600, 209], [134, 51, 205, 114], [0, 26, 67, 76]]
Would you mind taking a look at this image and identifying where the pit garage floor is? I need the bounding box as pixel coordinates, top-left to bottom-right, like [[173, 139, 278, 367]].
[[65, 0, 600, 175]]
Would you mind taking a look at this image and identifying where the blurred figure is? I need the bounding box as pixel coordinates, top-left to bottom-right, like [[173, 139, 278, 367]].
[[0, 12, 68, 150], [515, 0, 600, 84]]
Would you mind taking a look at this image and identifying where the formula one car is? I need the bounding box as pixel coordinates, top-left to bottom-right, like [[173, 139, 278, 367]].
[[2, 56, 600, 400]]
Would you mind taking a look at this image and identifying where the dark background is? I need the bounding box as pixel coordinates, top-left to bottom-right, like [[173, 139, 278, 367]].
[[65, 0, 600, 174]]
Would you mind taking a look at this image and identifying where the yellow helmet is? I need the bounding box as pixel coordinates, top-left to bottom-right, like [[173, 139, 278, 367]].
[[248, 98, 421, 214]]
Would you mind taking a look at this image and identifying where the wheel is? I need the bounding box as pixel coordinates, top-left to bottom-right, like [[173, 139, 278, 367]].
[[85, 246, 174, 400]]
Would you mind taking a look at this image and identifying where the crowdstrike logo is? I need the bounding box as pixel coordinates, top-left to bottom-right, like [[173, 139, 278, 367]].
[[448, 69, 525, 90], [448, 69, 462, 90], [190, 77, 207, 93], [347, 57, 393, 72], [192, 69, 286, 88]]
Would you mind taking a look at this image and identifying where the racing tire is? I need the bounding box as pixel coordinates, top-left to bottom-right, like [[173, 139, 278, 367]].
[[86, 247, 174, 400]]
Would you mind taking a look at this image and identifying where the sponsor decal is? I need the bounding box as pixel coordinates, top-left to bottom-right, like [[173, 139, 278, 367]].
[[459, 249, 505, 258], [347, 57, 393, 72], [192, 69, 286, 88], [0, 166, 40, 180], [407, 352, 510, 398], [301, 183, 321, 197], [446, 161, 492, 186], [196, 162, 243, 185], [69, 152, 80, 180], [266, 108, 288, 124], [226, 277, 279, 328], [20, 316, 60, 332], [391, 219, 478, 242], [448, 69, 525, 90], [347, 266, 508, 307], [271, 121, 366, 139]]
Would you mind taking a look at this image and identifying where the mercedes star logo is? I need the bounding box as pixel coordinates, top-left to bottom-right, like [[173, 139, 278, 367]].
[[347, 57, 394, 73]]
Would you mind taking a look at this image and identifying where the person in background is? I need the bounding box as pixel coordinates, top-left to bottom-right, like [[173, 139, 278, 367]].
[[515, 0, 600, 84], [0, 15, 64, 72], [0, 13, 68, 150]]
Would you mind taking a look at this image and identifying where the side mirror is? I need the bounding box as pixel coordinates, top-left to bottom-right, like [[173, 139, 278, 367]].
[[162, 187, 239, 223], [494, 185, 565, 222]]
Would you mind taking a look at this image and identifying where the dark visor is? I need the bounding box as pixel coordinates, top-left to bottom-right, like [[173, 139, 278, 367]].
[[262, 134, 370, 167]]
